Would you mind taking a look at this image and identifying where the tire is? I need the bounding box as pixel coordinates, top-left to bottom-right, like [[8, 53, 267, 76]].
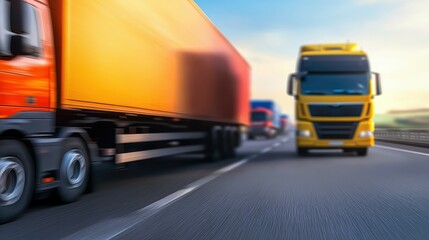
[[0, 140, 34, 224], [220, 128, 230, 159], [297, 148, 309, 156], [356, 148, 368, 156], [226, 129, 236, 158], [205, 128, 222, 162], [57, 138, 90, 203]]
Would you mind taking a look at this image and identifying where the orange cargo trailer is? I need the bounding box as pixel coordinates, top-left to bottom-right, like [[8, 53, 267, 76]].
[[0, 0, 250, 223]]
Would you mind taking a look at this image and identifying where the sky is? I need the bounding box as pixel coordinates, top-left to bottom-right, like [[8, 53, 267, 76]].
[[196, 0, 429, 117]]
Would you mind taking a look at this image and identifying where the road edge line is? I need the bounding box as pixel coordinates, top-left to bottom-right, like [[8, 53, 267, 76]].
[[375, 145, 429, 157]]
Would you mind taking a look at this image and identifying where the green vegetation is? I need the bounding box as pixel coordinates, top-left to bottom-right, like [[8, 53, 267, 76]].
[[375, 109, 429, 129]]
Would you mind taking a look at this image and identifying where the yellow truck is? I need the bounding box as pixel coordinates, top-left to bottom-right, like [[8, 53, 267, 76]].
[[287, 43, 382, 156]]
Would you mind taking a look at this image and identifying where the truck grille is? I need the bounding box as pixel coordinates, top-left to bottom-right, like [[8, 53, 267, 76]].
[[309, 104, 363, 117], [313, 122, 358, 139]]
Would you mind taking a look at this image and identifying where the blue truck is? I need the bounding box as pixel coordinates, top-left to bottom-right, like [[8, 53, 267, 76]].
[[249, 100, 282, 139]]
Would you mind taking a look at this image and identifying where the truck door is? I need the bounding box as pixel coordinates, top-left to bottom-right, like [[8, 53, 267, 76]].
[[0, 0, 51, 118]]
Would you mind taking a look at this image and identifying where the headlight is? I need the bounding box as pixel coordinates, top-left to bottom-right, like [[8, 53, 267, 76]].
[[359, 131, 373, 138], [297, 130, 312, 138]]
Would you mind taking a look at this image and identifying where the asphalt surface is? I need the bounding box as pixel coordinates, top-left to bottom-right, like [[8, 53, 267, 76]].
[[2, 136, 429, 239]]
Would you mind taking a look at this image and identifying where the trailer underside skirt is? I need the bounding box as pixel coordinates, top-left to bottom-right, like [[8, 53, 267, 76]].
[[116, 145, 205, 164], [117, 132, 206, 144]]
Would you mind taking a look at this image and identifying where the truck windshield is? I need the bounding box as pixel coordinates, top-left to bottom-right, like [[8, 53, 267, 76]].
[[252, 112, 269, 121], [301, 73, 369, 96]]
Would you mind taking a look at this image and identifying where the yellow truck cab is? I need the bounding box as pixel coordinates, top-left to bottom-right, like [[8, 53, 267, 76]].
[[287, 43, 382, 156]]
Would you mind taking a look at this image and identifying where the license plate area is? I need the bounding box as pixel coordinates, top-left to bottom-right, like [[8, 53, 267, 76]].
[[329, 141, 344, 146]]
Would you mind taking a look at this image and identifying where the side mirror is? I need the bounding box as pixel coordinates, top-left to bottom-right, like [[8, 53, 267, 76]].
[[10, 0, 26, 34], [373, 72, 382, 96], [287, 74, 296, 96]]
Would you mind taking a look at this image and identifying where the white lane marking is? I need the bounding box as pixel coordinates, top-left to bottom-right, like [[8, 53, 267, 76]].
[[63, 137, 293, 240], [61, 143, 284, 240], [215, 159, 248, 174], [261, 147, 272, 153], [376, 145, 429, 157], [138, 187, 195, 212], [64, 187, 196, 240], [260, 137, 289, 155], [187, 159, 249, 188]]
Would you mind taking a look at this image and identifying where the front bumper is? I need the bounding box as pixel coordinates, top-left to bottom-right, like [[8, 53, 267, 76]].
[[296, 120, 375, 148]]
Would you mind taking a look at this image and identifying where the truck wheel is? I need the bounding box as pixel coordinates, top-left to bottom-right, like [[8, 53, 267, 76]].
[[205, 128, 222, 162], [0, 140, 34, 224], [297, 148, 309, 156], [57, 138, 89, 203], [226, 129, 236, 158], [220, 128, 229, 159], [356, 148, 368, 156], [221, 128, 236, 159]]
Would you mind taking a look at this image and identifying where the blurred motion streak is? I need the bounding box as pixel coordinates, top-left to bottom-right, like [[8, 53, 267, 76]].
[[51, 0, 250, 123], [0, 0, 250, 223]]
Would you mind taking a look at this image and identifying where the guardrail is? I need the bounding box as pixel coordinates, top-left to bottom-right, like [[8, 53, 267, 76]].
[[375, 129, 429, 147]]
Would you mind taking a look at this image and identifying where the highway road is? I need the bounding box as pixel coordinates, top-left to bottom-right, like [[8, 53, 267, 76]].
[[2, 136, 429, 239]]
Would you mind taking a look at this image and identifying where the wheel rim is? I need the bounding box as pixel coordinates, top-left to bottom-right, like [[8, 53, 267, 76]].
[[61, 149, 86, 188], [0, 157, 25, 206]]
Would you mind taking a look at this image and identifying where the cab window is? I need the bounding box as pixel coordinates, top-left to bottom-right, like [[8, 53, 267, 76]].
[[22, 2, 42, 57], [0, 0, 42, 58]]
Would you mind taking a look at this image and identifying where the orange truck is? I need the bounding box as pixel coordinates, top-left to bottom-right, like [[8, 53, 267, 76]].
[[0, 0, 250, 222]]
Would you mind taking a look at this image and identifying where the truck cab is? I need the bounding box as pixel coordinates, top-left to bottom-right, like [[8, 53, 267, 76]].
[[288, 43, 382, 156], [249, 108, 276, 139], [0, 0, 55, 119]]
